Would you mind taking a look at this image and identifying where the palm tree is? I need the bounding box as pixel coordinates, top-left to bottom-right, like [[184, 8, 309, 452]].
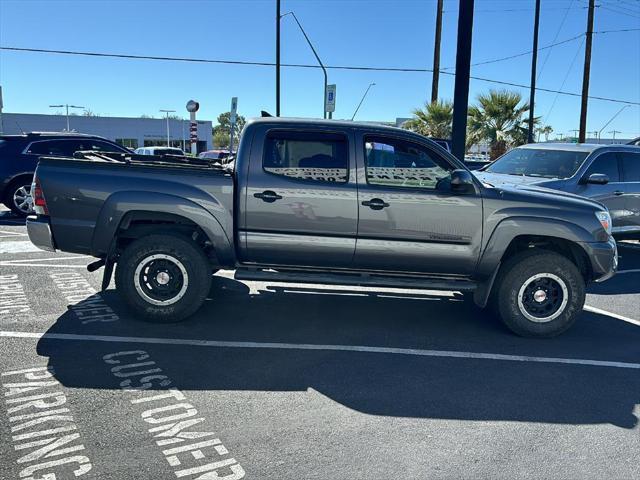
[[542, 125, 553, 141], [403, 100, 453, 139], [467, 90, 534, 159]]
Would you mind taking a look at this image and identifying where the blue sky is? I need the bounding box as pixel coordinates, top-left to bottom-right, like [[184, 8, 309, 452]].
[[0, 0, 639, 138]]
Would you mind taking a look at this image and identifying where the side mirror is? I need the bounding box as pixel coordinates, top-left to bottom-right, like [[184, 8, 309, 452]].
[[583, 173, 609, 185], [450, 169, 476, 194]]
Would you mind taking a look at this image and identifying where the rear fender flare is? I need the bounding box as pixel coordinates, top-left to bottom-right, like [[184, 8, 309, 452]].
[[91, 191, 234, 265]]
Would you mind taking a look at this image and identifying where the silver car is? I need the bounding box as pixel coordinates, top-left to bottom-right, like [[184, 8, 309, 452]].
[[475, 143, 640, 239]]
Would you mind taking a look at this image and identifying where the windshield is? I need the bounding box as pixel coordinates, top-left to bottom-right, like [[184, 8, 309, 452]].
[[486, 148, 589, 179]]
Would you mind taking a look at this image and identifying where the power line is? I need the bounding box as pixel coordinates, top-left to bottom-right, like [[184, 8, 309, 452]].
[[441, 34, 584, 70], [544, 38, 586, 122], [2, 45, 639, 106], [537, 0, 575, 81], [594, 27, 640, 33]]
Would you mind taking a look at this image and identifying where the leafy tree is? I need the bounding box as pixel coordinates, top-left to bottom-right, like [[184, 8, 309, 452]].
[[403, 100, 453, 139], [212, 111, 246, 143], [467, 89, 535, 159], [213, 130, 230, 148]]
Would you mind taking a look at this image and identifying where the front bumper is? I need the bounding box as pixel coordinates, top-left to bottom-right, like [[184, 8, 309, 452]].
[[581, 237, 618, 282], [26, 215, 56, 252]]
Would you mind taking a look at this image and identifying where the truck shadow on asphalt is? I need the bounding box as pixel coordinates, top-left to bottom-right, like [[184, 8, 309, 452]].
[[36, 275, 640, 429]]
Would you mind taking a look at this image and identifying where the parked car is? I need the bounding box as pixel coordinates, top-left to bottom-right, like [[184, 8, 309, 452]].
[[627, 137, 640, 147], [27, 118, 616, 337], [134, 146, 185, 156], [198, 149, 230, 162], [0, 132, 128, 216], [474, 143, 640, 239]]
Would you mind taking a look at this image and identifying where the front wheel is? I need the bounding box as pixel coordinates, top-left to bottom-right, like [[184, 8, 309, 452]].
[[495, 251, 586, 338], [115, 234, 212, 322]]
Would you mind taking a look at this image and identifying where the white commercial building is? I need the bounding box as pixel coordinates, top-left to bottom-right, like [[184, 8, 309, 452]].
[[0, 112, 213, 153]]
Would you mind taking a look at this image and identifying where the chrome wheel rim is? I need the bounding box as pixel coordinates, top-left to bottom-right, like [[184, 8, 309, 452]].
[[134, 254, 189, 306], [517, 273, 569, 323], [13, 185, 33, 214]]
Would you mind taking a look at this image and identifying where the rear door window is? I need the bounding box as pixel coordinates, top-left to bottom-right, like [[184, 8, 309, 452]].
[[620, 152, 640, 181], [26, 140, 80, 157], [584, 153, 620, 182], [75, 140, 124, 153], [263, 131, 348, 183]]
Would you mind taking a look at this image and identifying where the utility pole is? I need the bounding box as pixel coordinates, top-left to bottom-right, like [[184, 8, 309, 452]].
[[570, 129, 579, 140], [160, 109, 175, 147], [276, 0, 281, 116], [451, 0, 475, 161], [609, 130, 621, 142], [431, 0, 444, 104], [579, 0, 595, 143], [527, 0, 541, 144]]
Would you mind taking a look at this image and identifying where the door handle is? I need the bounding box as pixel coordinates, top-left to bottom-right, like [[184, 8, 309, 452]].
[[254, 190, 283, 203], [361, 198, 390, 210], [613, 190, 624, 196]]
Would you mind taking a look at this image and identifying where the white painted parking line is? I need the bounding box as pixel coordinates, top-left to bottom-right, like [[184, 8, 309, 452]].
[[0, 241, 42, 254], [0, 255, 93, 269], [2, 330, 640, 370], [584, 305, 640, 327], [0, 230, 28, 238]]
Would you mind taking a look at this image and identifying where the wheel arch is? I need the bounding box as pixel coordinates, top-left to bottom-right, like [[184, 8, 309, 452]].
[[474, 217, 594, 308], [91, 191, 235, 267]]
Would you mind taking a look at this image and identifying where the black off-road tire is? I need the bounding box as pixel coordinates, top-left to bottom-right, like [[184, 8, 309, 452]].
[[115, 234, 212, 323], [3, 178, 34, 216], [494, 251, 586, 338]]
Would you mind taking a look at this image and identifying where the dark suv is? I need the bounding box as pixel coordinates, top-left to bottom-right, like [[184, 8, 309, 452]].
[[0, 132, 128, 215]]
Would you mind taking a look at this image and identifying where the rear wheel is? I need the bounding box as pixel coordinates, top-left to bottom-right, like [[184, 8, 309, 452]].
[[115, 234, 212, 322], [3, 179, 34, 216], [495, 251, 585, 338]]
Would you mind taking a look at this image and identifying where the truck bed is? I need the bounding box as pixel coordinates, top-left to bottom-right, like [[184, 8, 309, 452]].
[[34, 155, 235, 258]]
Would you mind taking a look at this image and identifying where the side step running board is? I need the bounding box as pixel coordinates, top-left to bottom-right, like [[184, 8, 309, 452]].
[[234, 268, 477, 292]]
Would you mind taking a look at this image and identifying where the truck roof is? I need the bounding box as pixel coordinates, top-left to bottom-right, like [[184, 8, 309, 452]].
[[518, 142, 639, 153], [247, 116, 408, 134]]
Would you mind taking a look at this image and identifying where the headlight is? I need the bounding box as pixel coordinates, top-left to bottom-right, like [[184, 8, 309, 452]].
[[595, 210, 612, 235]]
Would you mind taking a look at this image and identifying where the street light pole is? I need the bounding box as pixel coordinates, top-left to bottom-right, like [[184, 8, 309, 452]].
[[597, 105, 632, 144], [281, 11, 328, 119], [160, 109, 176, 147], [49, 104, 85, 131], [351, 83, 376, 121]]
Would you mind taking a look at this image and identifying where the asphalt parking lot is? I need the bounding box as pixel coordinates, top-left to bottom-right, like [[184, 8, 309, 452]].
[[0, 208, 639, 479]]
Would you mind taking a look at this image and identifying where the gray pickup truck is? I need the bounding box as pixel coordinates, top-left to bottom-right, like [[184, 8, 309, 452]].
[[27, 118, 617, 337]]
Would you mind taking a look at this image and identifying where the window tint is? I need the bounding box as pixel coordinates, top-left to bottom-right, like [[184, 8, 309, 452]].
[[26, 140, 79, 157], [263, 131, 348, 183], [364, 136, 452, 189], [75, 140, 124, 153], [585, 153, 619, 182], [621, 152, 640, 181]]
